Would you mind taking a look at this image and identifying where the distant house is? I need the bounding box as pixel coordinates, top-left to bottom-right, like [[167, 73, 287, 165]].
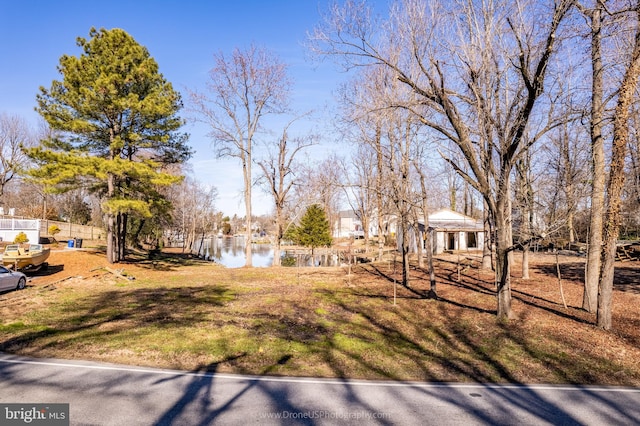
[[333, 210, 364, 238], [402, 209, 485, 254]]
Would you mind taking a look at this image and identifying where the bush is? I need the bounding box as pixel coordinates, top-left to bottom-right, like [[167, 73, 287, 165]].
[[48, 225, 61, 238], [13, 232, 29, 244], [281, 255, 297, 267]]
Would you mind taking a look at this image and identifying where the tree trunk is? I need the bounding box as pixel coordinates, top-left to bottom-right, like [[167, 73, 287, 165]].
[[417, 167, 436, 297], [244, 158, 253, 267], [522, 247, 530, 280], [495, 197, 514, 319], [401, 218, 410, 288], [273, 206, 282, 267], [375, 126, 385, 262], [482, 204, 493, 270], [106, 172, 116, 264], [425, 229, 437, 298], [120, 212, 128, 261], [107, 214, 115, 264], [584, 4, 604, 313], [598, 7, 640, 330], [416, 223, 424, 268], [567, 207, 575, 245]]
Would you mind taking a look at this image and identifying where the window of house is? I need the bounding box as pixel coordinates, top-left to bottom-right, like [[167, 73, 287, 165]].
[[467, 232, 477, 248]]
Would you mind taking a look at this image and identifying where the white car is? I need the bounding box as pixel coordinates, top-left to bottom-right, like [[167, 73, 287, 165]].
[[0, 265, 26, 292]]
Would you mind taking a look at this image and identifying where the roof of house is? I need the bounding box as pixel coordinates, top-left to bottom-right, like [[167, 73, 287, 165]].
[[419, 209, 484, 231], [337, 210, 359, 219]]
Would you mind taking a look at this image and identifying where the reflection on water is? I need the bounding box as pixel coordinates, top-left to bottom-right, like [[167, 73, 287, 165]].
[[197, 236, 273, 268], [195, 236, 347, 268]]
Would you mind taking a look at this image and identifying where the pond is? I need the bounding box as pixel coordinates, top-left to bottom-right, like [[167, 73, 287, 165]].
[[195, 236, 345, 268], [198, 236, 273, 268]]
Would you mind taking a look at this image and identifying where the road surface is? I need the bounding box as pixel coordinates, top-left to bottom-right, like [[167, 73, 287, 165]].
[[0, 353, 638, 425]]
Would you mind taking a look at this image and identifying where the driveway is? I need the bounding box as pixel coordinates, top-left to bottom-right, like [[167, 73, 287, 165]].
[[0, 353, 638, 425]]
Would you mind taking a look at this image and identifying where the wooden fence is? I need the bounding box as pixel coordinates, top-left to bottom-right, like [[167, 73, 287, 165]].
[[40, 219, 106, 241]]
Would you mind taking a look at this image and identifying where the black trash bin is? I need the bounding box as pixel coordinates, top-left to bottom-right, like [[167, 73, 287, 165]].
[[75, 238, 83, 248]]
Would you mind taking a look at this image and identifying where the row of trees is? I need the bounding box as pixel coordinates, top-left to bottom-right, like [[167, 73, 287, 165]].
[[304, 0, 640, 330]]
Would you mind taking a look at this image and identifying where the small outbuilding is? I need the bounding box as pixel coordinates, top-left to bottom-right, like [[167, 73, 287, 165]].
[[402, 209, 485, 254]]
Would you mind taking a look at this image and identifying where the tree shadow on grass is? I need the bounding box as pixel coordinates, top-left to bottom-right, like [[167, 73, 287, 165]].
[[121, 250, 217, 272], [532, 260, 640, 294], [0, 285, 235, 353], [329, 261, 638, 382]]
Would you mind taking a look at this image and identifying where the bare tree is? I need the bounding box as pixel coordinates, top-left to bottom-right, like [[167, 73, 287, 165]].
[[168, 176, 218, 252], [579, 0, 607, 313], [310, 0, 574, 319], [336, 66, 399, 260], [258, 119, 315, 266], [190, 45, 290, 266], [0, 113, 36, 199], [292, 154, 344, 234], [414, 153, 437, 297], [339, 144, 377, 249], [598, 3, 640, 330]]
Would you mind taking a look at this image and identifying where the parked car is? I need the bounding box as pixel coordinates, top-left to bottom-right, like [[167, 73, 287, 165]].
[[0, 265, 26, 292]]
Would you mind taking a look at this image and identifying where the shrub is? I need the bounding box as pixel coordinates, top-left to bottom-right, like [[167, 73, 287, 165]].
[[281, 255, 297, 267], [13, 232, 29, 244], [48, 224, 61, 237]]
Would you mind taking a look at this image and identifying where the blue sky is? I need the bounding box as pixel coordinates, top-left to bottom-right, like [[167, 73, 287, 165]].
[[0, 0, 354, 216]]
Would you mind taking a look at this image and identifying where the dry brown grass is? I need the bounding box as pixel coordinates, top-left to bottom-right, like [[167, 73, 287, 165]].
[[0, 247, 639, 385]]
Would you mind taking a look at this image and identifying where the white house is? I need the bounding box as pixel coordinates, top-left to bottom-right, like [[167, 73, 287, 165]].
[[427, 209, 485, 253], [401, 209, 485, 254], [333, 210, 364, 238]]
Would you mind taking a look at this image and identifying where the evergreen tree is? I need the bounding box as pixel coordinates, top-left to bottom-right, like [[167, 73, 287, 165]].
[[295, 204, 332, 256], [27, 28, 191, 263]]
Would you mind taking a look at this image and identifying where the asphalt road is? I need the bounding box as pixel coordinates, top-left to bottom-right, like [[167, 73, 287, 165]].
[[0, 353, 639, 425]]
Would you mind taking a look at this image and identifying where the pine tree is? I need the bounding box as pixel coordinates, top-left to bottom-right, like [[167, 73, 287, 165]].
[[27, 28, 191, 263], [295, 204, 332, 258]]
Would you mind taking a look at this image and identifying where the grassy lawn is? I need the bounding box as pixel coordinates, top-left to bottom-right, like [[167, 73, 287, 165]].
[[1, 249, 639, 385]]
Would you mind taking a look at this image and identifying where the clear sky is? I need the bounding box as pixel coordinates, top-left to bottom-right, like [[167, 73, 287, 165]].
[[0, 0, 353, 217]]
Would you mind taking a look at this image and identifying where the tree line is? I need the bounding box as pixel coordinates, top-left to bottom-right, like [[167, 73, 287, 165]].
[[307, 0, 640, 330]]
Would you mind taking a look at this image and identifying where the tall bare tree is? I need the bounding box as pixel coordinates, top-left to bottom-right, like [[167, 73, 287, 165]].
[[598, 2, 640, 330], [580, 0, 607, 313], [258, 119, 315, 266], [340, 144, 377, 248], [336, 66, 397, 260], [190, 45, 290, 266]]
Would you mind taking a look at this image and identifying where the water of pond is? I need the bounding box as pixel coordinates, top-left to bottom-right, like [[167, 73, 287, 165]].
[[195, 236, 344, 268], [198, 236, 273, 268]]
